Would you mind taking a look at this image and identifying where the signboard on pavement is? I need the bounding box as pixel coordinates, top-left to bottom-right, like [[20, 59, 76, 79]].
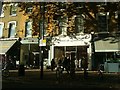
[[39, 39, 46, 46]]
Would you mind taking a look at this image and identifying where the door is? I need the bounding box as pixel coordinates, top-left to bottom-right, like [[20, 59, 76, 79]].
[[65, 51, 76, 61]]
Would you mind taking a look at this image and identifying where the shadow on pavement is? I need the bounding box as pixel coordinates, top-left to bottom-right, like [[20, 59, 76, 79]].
[[2, 69, 120, 89]]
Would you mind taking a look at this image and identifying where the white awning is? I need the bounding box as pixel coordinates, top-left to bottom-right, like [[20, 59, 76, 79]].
[[52, 34, 91, 46], [0, 40, 17, 54], [20, 37, 38, 44], [53, 40, 89, 46], [95, 37, 120, 52]]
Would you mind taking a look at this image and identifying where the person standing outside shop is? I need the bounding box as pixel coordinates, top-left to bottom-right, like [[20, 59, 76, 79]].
[[70, 56, 75, 79], [78, 58, 82, 70], [75, 59, 78, 70], [81, 57, 88, 79], [63, 57, 70, 74], [51, 58, 55, 71]]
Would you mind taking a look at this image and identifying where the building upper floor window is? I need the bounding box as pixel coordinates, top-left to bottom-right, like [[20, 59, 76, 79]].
[[26, 7, 32, 14], [25, 21, 32, 37], [75, 15, 84, 34], [39, 20, 47, 37], [0, 22, 4, 38], [8, 21, 16, 38], [59, 16, 68, 35], [0, 4, 4, 17], [118, 12, 120, 32], [96, 12, 109, 33], [10, 3, 18, 16]]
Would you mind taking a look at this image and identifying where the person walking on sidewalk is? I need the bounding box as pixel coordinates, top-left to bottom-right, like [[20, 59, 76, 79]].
[[63, 57, 70, 74]]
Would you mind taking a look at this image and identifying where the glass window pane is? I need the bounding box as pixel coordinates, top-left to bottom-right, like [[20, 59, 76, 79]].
[[97, 13, 108, 32], [26, 7, 32, 14], [0, 24, 4, 37], [0, 5, 4, 17], [10, 4, 17, 16], [26, 21, 32, 37], [59, 16, 68, 35], [9, 23, 16, 37], [75, 15, 84, 33]]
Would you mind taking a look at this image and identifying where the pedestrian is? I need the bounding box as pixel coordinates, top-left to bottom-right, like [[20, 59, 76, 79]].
[[70, 57, 75, 79], [51, 58, 55, 71], [81, 57, 88, 79], [57, 58, 63, 66], [78, 58, 82, 69], [98, 64, 103, 80], [75, 59, 78, 70], [63, 57, 70, 74]]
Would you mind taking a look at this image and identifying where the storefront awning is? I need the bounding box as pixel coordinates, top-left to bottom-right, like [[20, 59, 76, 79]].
[[95, 37, 120, 52], [53, 40, 89, 46], [20, 37, 38, 44], [52, 34, 91, 46], [0, 40, 17, 54]]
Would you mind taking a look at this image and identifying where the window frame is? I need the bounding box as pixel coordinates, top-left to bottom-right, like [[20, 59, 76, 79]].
[[75, 15, 84, 34], [96, 12, 109, 33], [0, 22, 4, 38], [59, 16, 68, 35], [10, 3, 17, 16], [25, 20, 32, 37], [0, 4, 5, 17], [8, 21, 17, 38], [26, 7, 33, 14]]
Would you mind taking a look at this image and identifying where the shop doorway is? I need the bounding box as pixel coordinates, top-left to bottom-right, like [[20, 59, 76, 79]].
[[65, 51, 76, 60]]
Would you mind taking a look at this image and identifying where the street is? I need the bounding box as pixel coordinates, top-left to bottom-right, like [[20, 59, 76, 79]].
[[2, 69, 120, 89]]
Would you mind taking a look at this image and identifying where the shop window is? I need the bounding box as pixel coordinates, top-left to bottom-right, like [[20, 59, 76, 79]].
[[66, 46, 76, 51], [8, 21, 16, 38], [10, 3, 17, 16], [0, 22, 4, 38], [25, 21, 32, 37]]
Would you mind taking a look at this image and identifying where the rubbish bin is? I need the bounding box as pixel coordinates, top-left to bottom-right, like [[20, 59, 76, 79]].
[[18, 64, 25, 76]]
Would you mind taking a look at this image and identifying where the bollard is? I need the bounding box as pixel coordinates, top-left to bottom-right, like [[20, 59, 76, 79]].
[[18, 64, 25, 76]]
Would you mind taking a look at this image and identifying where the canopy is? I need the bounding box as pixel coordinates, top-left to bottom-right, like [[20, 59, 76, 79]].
[[95, 37, 120, 52], [52, 34, 91, 47], [0, 40, 17, 54], [20, 37, 38, 44]]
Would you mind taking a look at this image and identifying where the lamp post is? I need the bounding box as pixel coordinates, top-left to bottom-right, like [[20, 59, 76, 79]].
[[39, 2, 45, 80]]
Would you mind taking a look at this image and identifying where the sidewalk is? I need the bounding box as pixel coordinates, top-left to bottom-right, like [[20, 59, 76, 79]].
[[2, 69, 120, 89]]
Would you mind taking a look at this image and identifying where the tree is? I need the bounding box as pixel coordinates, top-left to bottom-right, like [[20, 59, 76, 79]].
[[18, 2, 119, 36]]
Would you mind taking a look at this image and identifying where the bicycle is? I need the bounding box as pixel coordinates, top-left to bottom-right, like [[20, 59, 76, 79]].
[[2, 63, 10, 78], [2, 69, 9, 78]]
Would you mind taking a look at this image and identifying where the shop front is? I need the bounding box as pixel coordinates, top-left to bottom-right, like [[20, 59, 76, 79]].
[[0, 38, 21, 69], [20, 37, 40, 68], [48, 34, 92, 70], [94, 36, 120, 71]]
